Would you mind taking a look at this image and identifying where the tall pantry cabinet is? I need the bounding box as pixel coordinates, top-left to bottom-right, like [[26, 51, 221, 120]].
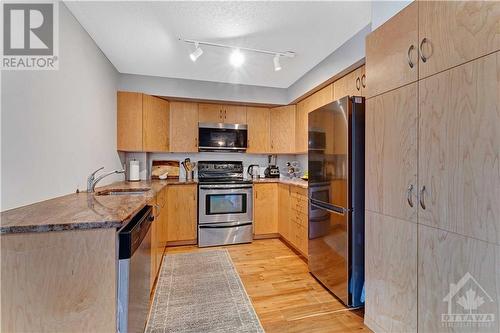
[[364, 2, 500, 333]]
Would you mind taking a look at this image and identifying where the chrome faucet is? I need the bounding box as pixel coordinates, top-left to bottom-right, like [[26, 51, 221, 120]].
[[87, 167, 125, 192]]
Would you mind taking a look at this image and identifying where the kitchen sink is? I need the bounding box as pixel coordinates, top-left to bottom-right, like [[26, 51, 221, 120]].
[[95, 188, 151, 196]]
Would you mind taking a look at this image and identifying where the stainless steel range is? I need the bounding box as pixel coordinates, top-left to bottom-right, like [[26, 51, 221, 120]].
[[198, 161, 253, 247]]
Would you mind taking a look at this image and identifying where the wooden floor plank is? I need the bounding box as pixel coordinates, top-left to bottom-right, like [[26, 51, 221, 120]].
[[164, 239, 370, 332]]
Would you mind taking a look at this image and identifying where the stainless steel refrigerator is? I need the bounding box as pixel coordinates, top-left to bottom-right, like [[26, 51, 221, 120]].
[[308, 96, 365, 308]]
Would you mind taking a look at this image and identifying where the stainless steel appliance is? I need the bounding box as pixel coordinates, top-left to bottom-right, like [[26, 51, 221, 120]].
[[117, 206, 154, 333], [308, 96, 365, 308], [198, 123, 247, 152], [264, 155, 280, 178], [247, 164, 260, 180], [198, 161, 253, 247]]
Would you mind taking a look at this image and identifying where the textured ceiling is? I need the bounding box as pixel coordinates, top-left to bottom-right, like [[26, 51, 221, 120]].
[[65, 1, 371, 88]]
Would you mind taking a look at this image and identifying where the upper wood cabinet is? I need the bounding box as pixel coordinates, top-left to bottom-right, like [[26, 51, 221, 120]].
[[166, 184, 197, 243], [333, 65, 365, 100], [365, 83, 418, 223], [419, 1, 500, 79], [365, 2, 418, 98], [246, 107, 271, 154], [254, 183, 278, 235], [169, 101, 198, 152], [418, 52, 500, 244], [117, 92, 169, 152], [198, 103, 246, 124], [270, 105, 296, 154]]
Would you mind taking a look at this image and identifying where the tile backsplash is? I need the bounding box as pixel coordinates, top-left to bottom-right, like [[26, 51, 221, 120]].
[[122, 152, 307, 180]]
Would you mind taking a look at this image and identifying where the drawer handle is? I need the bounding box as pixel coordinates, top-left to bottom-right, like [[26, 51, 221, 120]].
[[419, 185, 426, 210], [419, 38, 429, 63], [407, 44, 415, 68], [406, 184, 414, 207]]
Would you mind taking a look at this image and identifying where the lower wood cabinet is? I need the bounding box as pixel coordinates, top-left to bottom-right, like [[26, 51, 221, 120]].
[[166, 184, 197, 244], [253, 183, 278, 236], [275, 184, 308, 257]]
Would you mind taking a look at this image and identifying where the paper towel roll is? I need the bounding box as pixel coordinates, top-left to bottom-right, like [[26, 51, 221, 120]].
[[128, 160, 140, 181]]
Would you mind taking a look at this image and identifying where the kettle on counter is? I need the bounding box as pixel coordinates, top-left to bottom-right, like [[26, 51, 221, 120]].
[[247, 164, 260, 180]]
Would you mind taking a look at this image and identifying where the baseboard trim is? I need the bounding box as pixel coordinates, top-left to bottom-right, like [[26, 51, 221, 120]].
[[278, 236, 308, 263], [364, 315, 386, 333], [166, 239, 197, 247], [253, 233, 280, 240]]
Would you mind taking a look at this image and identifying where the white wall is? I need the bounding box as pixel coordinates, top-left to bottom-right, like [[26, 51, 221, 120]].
[[1, 3, 122, 211], [371, 1, 412, 30]]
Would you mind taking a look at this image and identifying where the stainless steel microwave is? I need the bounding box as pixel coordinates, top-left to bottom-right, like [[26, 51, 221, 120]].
[[198, 123, 247, 152]]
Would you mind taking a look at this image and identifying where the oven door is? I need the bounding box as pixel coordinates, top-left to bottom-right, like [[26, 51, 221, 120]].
[[198, 184, 253, 224]]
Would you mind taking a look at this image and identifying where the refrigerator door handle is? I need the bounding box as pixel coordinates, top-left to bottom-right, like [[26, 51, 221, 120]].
[[310, 199, 347, 215]]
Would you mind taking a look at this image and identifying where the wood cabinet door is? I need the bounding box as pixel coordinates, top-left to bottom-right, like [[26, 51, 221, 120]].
[[418, 52, 500, 244], [157, 187, 168, 246], [295, 103, 308, 154], [365, 211, 417, 333], [365, 83, 418, 223], [150, 196, 159, 290], [365, 2, 418, 98], [169, 102, 198, 152], [117, 91, 143, 151], [419, 1, 500, 79], [198, 103, 223, 123], [333, 66, 364, 100], [270, 105, 296, 154], [143, 95, 169, 152], [278, 184, 290, 240], [253, 183, 278, 235], [167, 185, 197, 242], [223, 105, 247, 124], [246, 107, 270, 153]]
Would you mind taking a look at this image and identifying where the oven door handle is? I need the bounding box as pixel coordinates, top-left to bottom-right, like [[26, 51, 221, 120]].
[[199, 185, 253, 190], [199, 222, 253, 229]]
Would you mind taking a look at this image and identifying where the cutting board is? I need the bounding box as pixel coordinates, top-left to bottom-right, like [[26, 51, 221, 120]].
[[151, 160, 180, 179]]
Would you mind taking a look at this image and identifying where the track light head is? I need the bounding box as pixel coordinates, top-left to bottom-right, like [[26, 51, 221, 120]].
[[190, 42, 203, 62], [273, 54, 282, 71], [230, 49, 245, 67]]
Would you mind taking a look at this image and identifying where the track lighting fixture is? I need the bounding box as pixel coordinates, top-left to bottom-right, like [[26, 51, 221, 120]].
[[230, 49, 245, 67], [180, 37, 295, 71], [273, 54, 282, 71], [189, 42, 203, 62]]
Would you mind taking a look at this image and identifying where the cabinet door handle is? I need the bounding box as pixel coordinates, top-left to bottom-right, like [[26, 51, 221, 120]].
[[356, 77, 361, 91], [361, 74, 366, 88], [406, 184, 414, 207], [419, 185, 426, 210], [224, 109, 227, 120], [419, 38, 429, 63], [407, 44, 415, 68]]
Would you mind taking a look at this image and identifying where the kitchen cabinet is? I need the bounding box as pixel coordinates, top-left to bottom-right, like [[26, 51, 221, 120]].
[[169, 101, 198, 152], [278, 184, 291, 240], [166, 184, 197, 244], [246, 107, 271, 154], [270, 105, 296, 154], [418, 1, 500, 79], [365, 83, 418, 223], [418, 52, 500, 244], [150, 197, 159, 290], [365, 2, 418, 98], [333, 65, 365, 100], [198, 103, 246, 124], [157, 187, 168, 246], [275, 184, 308, 257], [117, 92, 169, 152], [253, 183, 278, 236]]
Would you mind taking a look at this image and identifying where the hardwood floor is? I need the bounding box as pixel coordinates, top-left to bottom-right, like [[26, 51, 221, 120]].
[[164, 239, 370, 333]]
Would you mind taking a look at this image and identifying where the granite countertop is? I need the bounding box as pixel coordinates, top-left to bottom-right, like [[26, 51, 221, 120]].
[[0, 177, 306, 235], [252, 177, 308, 189], [0, 179, 197, 235]]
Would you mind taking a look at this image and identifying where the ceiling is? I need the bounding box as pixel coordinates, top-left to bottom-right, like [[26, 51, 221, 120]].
[[65, 1, 372, 89]]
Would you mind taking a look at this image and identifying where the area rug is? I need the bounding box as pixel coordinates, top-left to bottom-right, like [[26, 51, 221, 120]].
[[146, 250, 264, 333]]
